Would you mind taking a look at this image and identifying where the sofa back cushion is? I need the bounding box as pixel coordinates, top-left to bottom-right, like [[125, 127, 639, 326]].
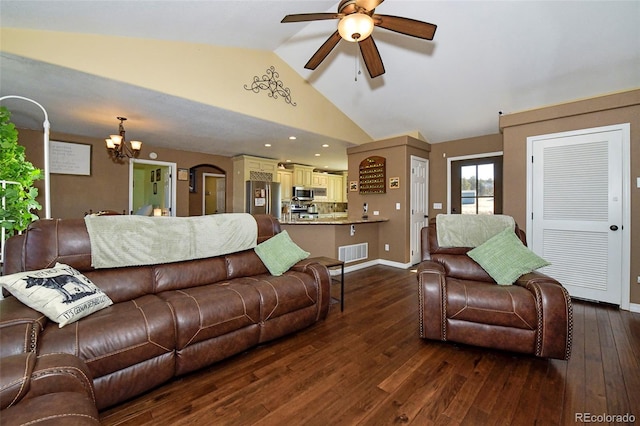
[[154, 257, 228, 293], [84, 267, 155, 303], [226, 250, 270, 280]]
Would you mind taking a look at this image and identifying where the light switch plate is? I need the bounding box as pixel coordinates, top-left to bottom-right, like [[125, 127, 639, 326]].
[[433, 202, 443, 210], [637, 177, 640, 188], [396, 203, 401, 210], [373, 210, 379, 216]]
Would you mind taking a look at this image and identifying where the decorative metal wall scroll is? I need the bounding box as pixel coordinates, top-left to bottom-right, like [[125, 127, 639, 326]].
[[359, 156, 386, 194], [244, 66, 297, 106]]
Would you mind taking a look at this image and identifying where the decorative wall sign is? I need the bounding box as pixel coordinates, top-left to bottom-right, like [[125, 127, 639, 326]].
[[389, 177, 399, 189], [50, 141, 92, 175], [244, 66, 297, 106], [177, 168, 189, 181], [359, 156, 386, 194]]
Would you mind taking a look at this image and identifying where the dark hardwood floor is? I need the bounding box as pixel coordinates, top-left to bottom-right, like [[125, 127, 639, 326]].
[[100, 265, 640, 425]]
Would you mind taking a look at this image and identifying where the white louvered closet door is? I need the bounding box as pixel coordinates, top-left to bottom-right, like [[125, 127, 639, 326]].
[[530, 127, 623, 304]]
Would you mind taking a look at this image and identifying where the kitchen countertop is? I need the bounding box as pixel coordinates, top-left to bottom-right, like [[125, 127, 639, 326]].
[[280, 217, 388, 225]]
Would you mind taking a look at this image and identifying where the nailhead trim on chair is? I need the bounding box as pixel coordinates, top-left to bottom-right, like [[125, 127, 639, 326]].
[[440, 277, 448, 341], [531, 283, 544, 357], [563, 288, 574, 360]]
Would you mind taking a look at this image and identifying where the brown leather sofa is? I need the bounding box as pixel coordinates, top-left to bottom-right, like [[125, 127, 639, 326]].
[[0, 214, 330, 423], [417, 221, 572, 360]]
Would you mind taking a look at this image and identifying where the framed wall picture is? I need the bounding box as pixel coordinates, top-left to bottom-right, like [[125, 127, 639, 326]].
[[389, 177, 399, 189], [178, 168, 189, 181], [49, 141, 92, 175]]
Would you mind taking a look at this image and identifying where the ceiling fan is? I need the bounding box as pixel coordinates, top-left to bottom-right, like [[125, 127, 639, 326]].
[[281, 0, 437, 78]]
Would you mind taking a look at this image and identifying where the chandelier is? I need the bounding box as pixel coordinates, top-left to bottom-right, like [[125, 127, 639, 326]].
[[105, 116, 142, 161]]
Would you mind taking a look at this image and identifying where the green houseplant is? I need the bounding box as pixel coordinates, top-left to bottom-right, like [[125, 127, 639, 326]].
[[0, 106, 42, 240]]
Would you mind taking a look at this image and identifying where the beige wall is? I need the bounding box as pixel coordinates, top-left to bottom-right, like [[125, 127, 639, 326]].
[[347, 136, 431, 265], [500, 89, 640, 305], [428, 133, 503, 220], [18, 128, 233, 219]]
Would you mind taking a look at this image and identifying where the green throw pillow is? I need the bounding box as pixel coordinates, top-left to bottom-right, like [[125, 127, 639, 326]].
[[254, 230, 310, 276], [467, 228, 550, 285]]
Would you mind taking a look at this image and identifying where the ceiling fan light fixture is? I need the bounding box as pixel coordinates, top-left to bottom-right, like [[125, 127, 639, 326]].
[[338, 13, 374, 42]]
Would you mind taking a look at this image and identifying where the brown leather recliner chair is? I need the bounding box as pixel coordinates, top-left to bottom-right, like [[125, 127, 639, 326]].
[[417, 220, 572, 360]]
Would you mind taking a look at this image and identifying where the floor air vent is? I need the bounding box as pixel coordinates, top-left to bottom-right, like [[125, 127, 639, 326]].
[[338, 243, 368, 263]]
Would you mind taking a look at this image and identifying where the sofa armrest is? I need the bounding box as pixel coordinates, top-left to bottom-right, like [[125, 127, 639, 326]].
[[417, 261, 447, 340], [291, 261, 331, 321], [0, 297, 47, 357], [0, 352, 36, 410], [25, 353, 96, 404], [515, 272, 573, 360]]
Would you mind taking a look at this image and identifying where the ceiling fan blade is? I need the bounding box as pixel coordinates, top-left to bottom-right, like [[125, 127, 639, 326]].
[[374, 14, 437, 40], [305, 31, 342, 70], [359, 36, 385, 78], [355, 0, 384, 12], [281, 13, 341, 23]]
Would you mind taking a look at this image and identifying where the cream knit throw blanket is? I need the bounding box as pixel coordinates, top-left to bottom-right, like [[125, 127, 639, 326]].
[[436, 214, 515, 248], [85, 213, 257, 268]]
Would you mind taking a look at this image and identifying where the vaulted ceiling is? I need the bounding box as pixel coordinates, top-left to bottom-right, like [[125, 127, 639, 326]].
[[1, 1, 638, 171]]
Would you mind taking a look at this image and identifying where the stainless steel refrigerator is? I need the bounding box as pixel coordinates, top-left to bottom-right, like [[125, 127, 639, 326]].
[[246, 181, 281, 219]]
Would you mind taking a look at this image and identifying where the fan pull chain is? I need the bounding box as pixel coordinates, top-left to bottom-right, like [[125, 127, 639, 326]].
[[355, 46, 362, 82]]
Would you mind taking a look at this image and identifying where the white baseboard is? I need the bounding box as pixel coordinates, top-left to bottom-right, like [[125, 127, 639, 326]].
[[628, 303, 640, 313], [326, 258, 413, 276]]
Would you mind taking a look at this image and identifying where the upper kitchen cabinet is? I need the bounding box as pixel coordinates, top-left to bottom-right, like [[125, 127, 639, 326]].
[[290, 165, 314, 187], [277, 169, 293, 201]]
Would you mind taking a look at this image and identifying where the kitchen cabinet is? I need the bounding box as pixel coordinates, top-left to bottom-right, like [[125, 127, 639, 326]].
[[277, 170, 293, 201], [327, 174, 344, 202], [291, 165, 314, 187], [313, 173, 328, 188]]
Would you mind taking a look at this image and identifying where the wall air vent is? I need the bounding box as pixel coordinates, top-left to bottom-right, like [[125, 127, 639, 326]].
[[338, 243, 368, 263]]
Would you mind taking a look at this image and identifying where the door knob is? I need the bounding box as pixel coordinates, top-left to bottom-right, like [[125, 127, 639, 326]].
[[610, 225, 619, 231]]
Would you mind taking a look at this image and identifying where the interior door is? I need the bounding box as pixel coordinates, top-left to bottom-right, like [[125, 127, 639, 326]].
[[529, 125, 625, 305], [130, 159, 176, 216], [410, 156, 428, 264]]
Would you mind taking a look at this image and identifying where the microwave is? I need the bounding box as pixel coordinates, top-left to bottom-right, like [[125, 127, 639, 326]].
[[292, 186, 314, 201]]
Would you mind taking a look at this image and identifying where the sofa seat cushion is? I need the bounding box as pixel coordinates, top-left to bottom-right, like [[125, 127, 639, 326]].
[[159, 281, 263, 350], [446, 278, 537, 330], [241, 271, 319, 321], [37, 295, 176, 379]]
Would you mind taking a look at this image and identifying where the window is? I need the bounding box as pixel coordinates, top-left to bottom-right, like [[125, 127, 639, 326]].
[[451, 156, 502, 215]]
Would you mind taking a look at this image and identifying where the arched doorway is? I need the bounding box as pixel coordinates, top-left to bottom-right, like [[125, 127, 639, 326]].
[[188, 164, 226, 216]]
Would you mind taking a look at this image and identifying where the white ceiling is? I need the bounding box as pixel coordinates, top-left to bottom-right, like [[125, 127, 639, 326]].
[[1, 1, 638, 171]]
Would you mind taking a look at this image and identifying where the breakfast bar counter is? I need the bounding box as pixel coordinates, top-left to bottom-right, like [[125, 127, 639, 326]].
[[280, 217, 387, 263], [280, 217, 388, 225]]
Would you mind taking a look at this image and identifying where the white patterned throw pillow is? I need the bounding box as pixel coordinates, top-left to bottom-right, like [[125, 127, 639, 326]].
[[0, 263, 113, 327]]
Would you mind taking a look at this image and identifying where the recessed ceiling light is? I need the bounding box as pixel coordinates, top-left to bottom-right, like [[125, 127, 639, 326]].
[[265, 143, 271, 147], [289, 136, 297, 140], [285, 159, 291, 162], [314, 153, 321, 157], [322, 144, 329, 148]]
